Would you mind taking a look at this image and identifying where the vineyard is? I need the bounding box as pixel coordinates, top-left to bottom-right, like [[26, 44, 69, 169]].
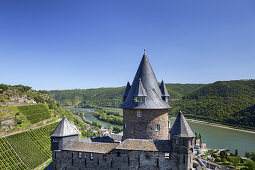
[[26, 123, 58, 158], [18, 104, 51, 124], [0, 138, 28, 169], [0, 122, 58, 169]]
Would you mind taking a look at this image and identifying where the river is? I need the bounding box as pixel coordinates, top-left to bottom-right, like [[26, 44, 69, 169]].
[[70, 108, 255, 157]]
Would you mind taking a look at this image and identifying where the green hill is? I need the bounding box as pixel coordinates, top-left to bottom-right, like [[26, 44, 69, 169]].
[[170, 80, 255, 129], [0, 84, 97, 169], [49, 83, 204, 107]]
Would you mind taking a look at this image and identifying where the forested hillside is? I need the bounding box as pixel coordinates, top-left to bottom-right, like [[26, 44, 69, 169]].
[[170, 80, 255, 129], [49, 83, 205, 107]]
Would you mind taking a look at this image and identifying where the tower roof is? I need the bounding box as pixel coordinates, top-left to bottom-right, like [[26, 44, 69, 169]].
[[123, 82, 131, 98], [121, 51, 171, 109], [160, 80, 170, 97], [170, 111, 195, 138], [51, 116, 81, 137]]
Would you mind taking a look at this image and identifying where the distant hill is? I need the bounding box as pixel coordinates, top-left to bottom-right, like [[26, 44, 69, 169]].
[[170, 80, 255, 129], [49, 83, 205, 107]]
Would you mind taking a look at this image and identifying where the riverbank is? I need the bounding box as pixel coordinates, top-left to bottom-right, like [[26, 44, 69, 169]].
[[184, 118, 255, 134]]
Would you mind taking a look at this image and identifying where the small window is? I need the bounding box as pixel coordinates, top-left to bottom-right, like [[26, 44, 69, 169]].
[[134, 97, 138, 102], [165, 97, 169, 102], [176, 138, 179, 145], [117, 152, 121, 157], [103, 154, 107, 161], [145, 152, 150, 159], [53, 138, 58, 142], [165, 153, 170, 159], [155, 124, 160, 131], [124, 123, 126, 129], [134, 96, 145, 102], [90, 153, 94, 160], [183, 139, 186, 146], [78, 152, 82, 159], [136, 111, 142, 118], [183, 155, 185, 163]]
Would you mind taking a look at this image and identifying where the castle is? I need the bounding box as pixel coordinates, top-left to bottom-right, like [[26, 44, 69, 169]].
[[51, 51, 195, 170]]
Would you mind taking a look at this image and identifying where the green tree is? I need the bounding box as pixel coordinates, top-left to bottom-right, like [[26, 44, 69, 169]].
[[234, 149, 238, 156], [107, 124, 112, 130]]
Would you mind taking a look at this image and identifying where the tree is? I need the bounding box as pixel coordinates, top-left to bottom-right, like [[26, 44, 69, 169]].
[[107, 124, 112, 130], [245, 159, 255, 170], [234, 149, 238, 156], [227, 156, 240, 168], [220, 151, 227, 161]]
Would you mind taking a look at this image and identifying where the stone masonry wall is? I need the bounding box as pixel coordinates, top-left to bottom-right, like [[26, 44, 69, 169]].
[[52, 149, 187, 170], [123, 109, 169, 140]]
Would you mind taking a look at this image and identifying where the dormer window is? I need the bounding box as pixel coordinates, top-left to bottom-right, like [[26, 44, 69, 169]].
[[53, 138, 58, 142], [165, 96, 169, 102], [134, 96, 145, 102]]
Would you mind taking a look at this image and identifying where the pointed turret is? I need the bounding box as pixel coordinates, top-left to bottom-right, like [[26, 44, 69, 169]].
[[160, 80, 170, 102], [121, 51, 170, 109], [51, 116, 81, 137], [123, 82, 131, 102], [51, 116, 80, 151], [170, 111, 195, 138]]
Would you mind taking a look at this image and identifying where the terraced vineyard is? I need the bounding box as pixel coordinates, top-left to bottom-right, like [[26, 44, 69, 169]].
[[27, 123, 58, 158], [0, 138, 28, 169], [1, 122, 58, 169], [18, 104, 51, 124]]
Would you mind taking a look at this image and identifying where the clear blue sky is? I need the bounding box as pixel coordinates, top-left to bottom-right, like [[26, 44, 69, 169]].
[[0, 0, 255, 90]]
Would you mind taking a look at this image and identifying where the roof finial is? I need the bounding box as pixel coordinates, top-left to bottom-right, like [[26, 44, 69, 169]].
[[143, 49, 146, 55]]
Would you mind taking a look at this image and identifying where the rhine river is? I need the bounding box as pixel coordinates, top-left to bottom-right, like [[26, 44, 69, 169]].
[[70, 108, 255, 157]]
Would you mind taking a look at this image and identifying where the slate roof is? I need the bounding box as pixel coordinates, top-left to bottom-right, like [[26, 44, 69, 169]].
[[51, 116, 81, 137], [160, 80, 170, 97], [123, 82, 131, 98], [169, 111, 195, 138], [116, 139, 171, 152], [63, 141, 118, 154], [121, 51, 171, 109]]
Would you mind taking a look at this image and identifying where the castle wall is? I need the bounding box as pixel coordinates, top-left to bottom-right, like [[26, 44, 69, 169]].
[[123, 109, 169, 140], [52, 149, 192, 170]]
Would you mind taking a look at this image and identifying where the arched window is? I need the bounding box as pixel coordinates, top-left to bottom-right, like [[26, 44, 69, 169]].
[[155, 124, 160, 131]]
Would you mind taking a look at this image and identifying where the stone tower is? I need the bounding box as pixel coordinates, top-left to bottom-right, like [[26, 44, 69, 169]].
[[170, 111, 195, 170], [121, 51, 171, 140]]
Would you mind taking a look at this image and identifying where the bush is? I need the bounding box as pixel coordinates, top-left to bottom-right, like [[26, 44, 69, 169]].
[[215, 157, 221, 162], [113, 126, 122, 133]]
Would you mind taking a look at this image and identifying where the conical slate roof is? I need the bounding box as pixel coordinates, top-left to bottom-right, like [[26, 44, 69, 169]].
[[160, 80, 170, 97], [170, 111, 195, 138], [51, 116, 81, 137], [123, 82, 131, 98], [121, 51, 170, 109]]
